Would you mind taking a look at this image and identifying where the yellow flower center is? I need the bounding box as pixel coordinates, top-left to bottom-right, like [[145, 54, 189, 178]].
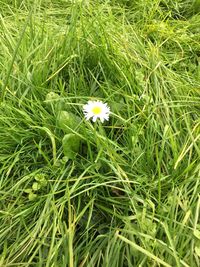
[[92, 106, 102, 115]]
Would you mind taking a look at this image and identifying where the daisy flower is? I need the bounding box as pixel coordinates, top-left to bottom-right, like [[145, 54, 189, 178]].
[[83, 100, 110, 123]]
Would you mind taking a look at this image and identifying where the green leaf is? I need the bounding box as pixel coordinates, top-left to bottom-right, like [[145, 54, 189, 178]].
[[195, 246, 200, 257], [34, 174, 47, 187], [61, 156, 69, 163], [45, 92, 60, 102], [28, 192, 37, 201], [193, 0, 200, 14], [24, 188, 32, 194], [40, 178, 47, 187], [35, 173, 46, 182], [57, 111, 81, 134], [32, 182, 41, 191], [62, 133, 80, 160], [194, 229, 200, 239]]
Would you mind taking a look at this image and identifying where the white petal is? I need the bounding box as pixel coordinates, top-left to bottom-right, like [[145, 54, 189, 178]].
[[100, 117, 105, 123], [92, 116, 97, 122]]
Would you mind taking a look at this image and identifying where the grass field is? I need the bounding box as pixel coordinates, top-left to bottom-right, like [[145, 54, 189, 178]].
[[0, 0, 200, 266]]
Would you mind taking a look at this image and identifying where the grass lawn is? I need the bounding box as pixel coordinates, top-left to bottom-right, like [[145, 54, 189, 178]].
[[0, 0, 200, 266]]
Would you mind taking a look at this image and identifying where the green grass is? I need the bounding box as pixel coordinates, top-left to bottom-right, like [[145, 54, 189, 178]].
[[0, 0, 200, 266]]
